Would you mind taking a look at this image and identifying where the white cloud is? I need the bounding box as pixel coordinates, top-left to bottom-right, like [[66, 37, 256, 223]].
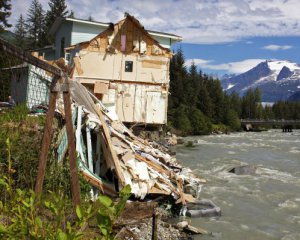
[[9, 0, 300, 44], [187, 58, 265, 74], [263, 44, 293, 51]]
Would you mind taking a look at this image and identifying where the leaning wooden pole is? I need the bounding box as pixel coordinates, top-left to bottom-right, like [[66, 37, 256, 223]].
[[35, 91, 58, 194], [0, 38, 81, 204], [63, 81, 81, 205]]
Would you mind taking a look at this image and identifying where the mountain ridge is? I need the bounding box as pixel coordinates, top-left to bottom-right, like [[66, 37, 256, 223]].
[[221, 59, 300, 102]]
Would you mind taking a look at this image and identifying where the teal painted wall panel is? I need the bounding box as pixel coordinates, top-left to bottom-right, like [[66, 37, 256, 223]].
[[55, 21, 73, 59], [151, 35, 171, 49], [71, 22, 107, 45]]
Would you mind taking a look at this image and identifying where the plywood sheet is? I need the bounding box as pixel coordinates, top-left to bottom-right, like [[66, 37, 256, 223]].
[[145, 91, 166, 124], [142, 60, 166, 69], [94, 81, 109, 94]]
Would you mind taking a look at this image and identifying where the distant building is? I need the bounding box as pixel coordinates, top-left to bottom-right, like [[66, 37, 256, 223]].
[[5, 63, 52, 108]]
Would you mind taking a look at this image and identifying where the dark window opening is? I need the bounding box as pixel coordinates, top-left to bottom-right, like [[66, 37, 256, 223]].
[[60, 37, 65, 58], [125, 61, 133, 72]]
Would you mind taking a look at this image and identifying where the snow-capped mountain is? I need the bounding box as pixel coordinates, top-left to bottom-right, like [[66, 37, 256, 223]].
[[221, 60, 300, 102]]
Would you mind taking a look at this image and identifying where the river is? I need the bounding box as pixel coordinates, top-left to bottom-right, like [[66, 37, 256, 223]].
[[176, 130, 300, 240]]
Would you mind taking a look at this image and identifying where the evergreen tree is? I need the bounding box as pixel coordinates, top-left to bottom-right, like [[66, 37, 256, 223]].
[[0, 0, 11, 31], [26, 0, 45, 48], [225, 109, 241, 131], [68, 10, 75, 18], [169, 48, 187, 109], [14, 14, 27, 48], [186, 62, 198, 107], [45, 0, 69, 43], [197, 80, 214, 118], [189, 107, 212, 135], [229, 91, 242, 117]]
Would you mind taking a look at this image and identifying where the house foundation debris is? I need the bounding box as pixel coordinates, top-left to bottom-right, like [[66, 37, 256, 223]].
[[54, 80, 206, 205]]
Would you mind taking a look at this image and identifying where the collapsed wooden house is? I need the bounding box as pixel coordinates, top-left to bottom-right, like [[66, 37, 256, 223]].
[[67, 13, 180, 128], [57, 80, 205, 203]]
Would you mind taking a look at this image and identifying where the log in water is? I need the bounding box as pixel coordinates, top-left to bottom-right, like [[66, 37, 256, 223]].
[[176, 130, 300, 240]]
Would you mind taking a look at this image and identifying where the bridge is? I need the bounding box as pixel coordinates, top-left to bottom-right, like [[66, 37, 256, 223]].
[[240, 119, 300, 132]]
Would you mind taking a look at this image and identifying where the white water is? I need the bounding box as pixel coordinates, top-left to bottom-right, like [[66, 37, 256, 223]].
[[176, 130, 300, 240]]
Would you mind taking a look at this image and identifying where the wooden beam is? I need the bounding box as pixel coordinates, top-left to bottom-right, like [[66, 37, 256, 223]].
[[35, 91, 58, 194], [81, 171, 116, 197], [0, 37, 63, 77], [63, 88, 81, 205]]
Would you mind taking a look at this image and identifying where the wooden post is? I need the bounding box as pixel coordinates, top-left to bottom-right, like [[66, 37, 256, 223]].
[[151, 210, 157, 240], [35, 91, 58, 194], [63, 87, 81, 205]]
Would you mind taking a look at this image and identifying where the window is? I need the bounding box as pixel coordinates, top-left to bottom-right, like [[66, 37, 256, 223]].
[[125, 61, 133, 72], [60, 37, 65, 58]]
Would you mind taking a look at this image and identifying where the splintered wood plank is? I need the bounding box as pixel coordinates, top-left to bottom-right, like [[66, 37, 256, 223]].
[[81, 171, 116, 197], [135, 154, 170, 176], [94, 105, 126, 186]]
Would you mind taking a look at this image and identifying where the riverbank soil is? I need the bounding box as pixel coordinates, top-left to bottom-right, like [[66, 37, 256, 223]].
[[115, 202, 189, 239]]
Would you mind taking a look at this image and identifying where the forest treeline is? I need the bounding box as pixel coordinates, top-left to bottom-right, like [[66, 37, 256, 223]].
[[1, 0, 72, 48], [168, 49, 300, 135], [0, 1, 299, 135]]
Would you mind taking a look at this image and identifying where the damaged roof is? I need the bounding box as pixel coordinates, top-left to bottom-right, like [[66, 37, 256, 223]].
[[49, 15, 182, 41]]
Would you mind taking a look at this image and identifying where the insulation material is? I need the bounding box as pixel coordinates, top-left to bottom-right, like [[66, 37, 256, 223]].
[[116, 92, 134, 122], [133, 40, 139, 52], [140, 40, 147, 54], [121, 35, 126, 52], [152, 45, 163, 55], [94, 81, 109, 94]]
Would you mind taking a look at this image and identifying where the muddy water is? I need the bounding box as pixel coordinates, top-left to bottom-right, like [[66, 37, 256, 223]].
[[176, 130, 300, 240]]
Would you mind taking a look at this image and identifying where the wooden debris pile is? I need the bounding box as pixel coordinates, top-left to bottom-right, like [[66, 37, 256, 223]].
[[56, 80, 205, 204]]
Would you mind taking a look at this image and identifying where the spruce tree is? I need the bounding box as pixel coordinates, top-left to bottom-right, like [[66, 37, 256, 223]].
[[0, 0, 11, 31], [14, 14, 27, 48], [26, 0, 45, 48], [45, 0, 69, 44]]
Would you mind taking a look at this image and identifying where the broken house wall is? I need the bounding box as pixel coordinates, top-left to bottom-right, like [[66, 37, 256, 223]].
[[26, 65, 52, 109], [71, 16, 172, 126], [9, 64, 53, 109]]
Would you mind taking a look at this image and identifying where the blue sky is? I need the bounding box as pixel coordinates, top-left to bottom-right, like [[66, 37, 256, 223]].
[[9, 0, 300, 76], [180, 36, 300, 77]]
